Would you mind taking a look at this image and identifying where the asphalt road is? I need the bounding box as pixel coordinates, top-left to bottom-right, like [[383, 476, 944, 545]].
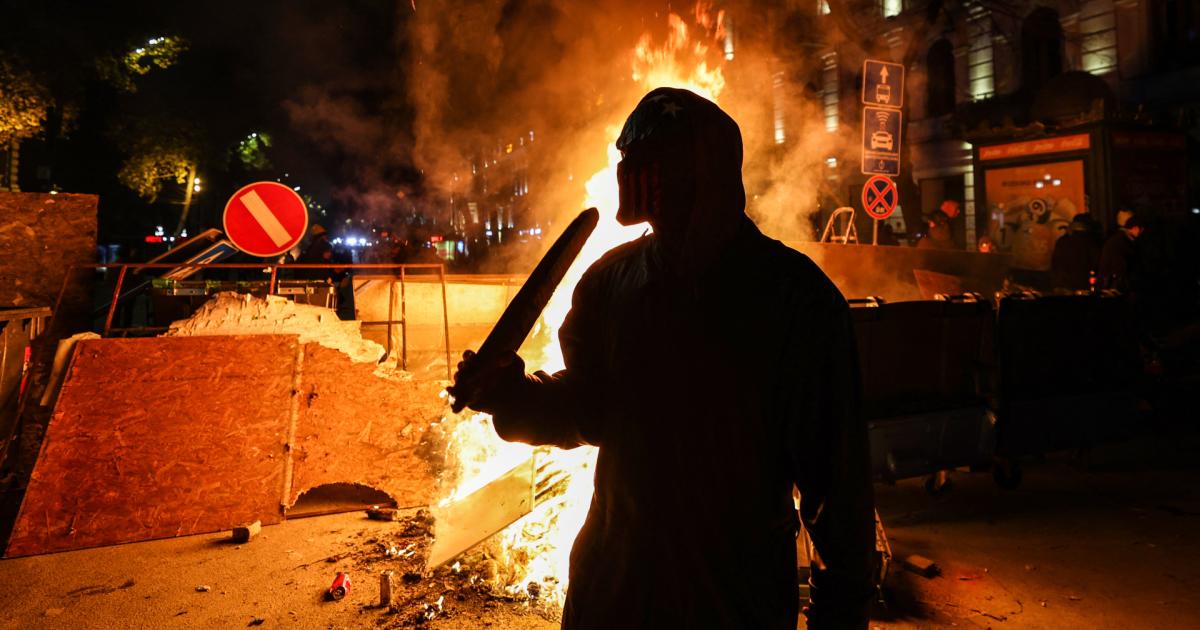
[[873, 427, 1200, 629], [1, 428, 1198, 629]]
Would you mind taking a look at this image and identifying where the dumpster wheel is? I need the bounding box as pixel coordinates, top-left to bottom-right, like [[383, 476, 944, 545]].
[[992, 459, 1023, 490], [923, 470, 953, 496]]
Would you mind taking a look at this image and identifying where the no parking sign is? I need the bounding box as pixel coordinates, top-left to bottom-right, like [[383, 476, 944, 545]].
[[222, 181, 309, 257], [861, 175, 898, 220]]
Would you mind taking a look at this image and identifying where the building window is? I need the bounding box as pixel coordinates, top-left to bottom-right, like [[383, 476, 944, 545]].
[[1080, 0, 1117, 75], [773, 72, 787, 144], [723, 15, 735, 60], [1152, 0, 1200, 68], [1021, 7, 1065, 91], [926, 39, 956, 117], [967, 4, 995, 100], [964, 167, 977, 250], [880, 0, 902, 18], [818, 0, 830, 16], [822, 53, 839, 133]]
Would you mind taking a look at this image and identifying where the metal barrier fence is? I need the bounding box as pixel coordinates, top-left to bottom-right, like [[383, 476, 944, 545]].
[[51, 263, 453, 378], [1, 307, 52, 472]]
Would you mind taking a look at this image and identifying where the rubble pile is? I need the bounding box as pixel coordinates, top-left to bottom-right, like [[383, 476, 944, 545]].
[[165, 292, 385, 363], [325, 509, 560, 628]]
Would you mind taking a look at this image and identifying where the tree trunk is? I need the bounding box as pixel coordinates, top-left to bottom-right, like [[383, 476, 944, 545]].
[[3, 138, 18, 191], [174, 162, 196, 237]]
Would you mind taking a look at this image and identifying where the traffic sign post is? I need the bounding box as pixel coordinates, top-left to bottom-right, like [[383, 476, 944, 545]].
[[861, 106, 902, 176], [862, 175, 898, 245], [222, 181, 310, 258], [862, 60, 904, 108], [861, 59, 905, 177], [161, 240, 240, 281]]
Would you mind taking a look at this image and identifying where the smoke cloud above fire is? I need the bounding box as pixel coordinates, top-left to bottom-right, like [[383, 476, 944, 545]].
[[406, 0, 852, 247]]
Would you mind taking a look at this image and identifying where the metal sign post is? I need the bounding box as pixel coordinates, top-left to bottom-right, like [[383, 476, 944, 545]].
[[862, 175, 899, 246]]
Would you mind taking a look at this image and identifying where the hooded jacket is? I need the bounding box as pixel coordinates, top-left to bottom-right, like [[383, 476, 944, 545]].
[[485, 89, 876, 629]]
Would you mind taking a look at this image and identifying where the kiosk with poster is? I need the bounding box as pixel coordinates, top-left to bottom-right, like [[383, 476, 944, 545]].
[[974, 128, 1188, 273], [976, 133, 1091, 271]]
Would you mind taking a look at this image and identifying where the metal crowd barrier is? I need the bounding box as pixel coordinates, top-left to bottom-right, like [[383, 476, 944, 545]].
[[51, 263, 453, 378], [0, 306, 52, 473]]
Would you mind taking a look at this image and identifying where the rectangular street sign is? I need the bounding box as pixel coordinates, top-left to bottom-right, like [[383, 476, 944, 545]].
[[862, 59, 905, 108], [863, 155, 900, 177], [861, 106, 902, 176], [161, 240, 240, 281]]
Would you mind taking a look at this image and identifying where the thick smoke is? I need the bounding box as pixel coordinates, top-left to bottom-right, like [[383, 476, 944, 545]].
[[406, 0, 854, 250], [722, 16, 843, 243], [267, 1, 416, 221]]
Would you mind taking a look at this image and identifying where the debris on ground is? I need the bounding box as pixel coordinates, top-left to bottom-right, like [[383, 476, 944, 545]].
[[380, 570, 396, 607], [232, 520, 262, 543], [290, 509, 563, 627], [384, 543, 416, 559], [901, 554, 941, 578], [195, 585, 211, 593], [367, 506, 400, 521], [327, 572, 351, 601], [1157, 503, 1200, 516], [248, 617, 265, 626]]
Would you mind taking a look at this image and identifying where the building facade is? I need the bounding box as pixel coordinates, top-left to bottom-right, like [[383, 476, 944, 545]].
[[779, 0, 1196, 255]]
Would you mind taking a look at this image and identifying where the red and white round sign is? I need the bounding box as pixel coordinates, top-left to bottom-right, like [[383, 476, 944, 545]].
[[861, 175, 898, 220], [222, 181, 309, 257]]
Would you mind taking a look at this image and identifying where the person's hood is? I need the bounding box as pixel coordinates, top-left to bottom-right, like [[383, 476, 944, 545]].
[[616, 87, 746, 276], [1069, 213, 1094, 233]]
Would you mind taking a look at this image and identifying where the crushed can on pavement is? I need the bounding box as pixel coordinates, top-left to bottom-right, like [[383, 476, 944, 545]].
[[327, 571, 351, 601]]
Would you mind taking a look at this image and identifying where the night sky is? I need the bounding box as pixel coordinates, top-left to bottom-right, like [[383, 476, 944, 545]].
[[5, 0, 417, 240]]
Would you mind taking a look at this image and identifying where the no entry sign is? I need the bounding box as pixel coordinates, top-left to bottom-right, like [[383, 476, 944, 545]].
[[223, 182, 309, 257], [862, 175, 898, 220]]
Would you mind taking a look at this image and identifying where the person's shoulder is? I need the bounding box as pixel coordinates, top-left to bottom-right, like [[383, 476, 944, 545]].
[[1102, 231, 1128, 250], [594, 233, 651, 267], [581, 232, 652, 277], [755, 236, 846, 308], [571, 232, 653, 294]]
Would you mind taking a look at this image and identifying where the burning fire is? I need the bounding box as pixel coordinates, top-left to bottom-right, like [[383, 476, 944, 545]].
[[438, 3, 728, 611]]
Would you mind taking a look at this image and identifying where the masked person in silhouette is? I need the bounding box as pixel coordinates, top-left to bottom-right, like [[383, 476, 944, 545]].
[[450, 87, 875, 629]]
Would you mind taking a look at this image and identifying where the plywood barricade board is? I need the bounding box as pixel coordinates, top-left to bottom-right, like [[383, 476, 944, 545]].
[[5, 336, 295, 557], [288, 344, 446, 509], [5, 335, 447, 557]]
